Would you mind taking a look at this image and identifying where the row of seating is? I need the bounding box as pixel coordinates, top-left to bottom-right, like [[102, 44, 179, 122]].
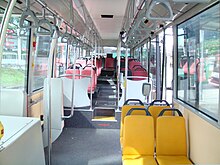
[[120, 99, 193, 165], [120, 99, 171, 143], [104, 55, 148, 79], [65, 58, 102, 93], [121, 59, 148, 80]]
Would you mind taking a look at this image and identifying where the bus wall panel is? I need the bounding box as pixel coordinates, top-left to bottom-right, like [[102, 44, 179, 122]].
[[29, 91, 43, 118], [174, 101, 220, 164], [0, 89, 26, 116]]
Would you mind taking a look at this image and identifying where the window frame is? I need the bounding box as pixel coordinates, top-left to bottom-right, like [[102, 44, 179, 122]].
[[31, 27, 51, 92], [175, 2, 220, 124], [0, 7, 31, 91]]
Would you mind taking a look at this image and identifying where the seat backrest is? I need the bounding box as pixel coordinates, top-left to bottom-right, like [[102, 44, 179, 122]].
[[148, 106, 171, 137], [156, 109, 187, 156], [105, 58, 114, 69], [123, 115, 154, 156], [121, 105, 146, 123], [76, 59, 87, 68], [132, 70, 148, 80], [65, 69, 80, 79], [121, 99, 145, 127], [120, 105, 145, 137], [81, 66, 97, 93], [129, 61, 141, 70]]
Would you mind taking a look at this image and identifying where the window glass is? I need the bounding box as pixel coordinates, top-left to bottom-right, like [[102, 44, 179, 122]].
[[0, 12, 30, 89], [103, 47, 130, 58], [134, 47, 141, 60], [32, 28, 51, 91], [177, 3, 220, 120], [55, 37, 67, 77], [150, 38, 157, 90], [165, 27, 174, 103], [68, 45, 76, 68], [141, 44, 148, 70], [0, 8, 4, 25]]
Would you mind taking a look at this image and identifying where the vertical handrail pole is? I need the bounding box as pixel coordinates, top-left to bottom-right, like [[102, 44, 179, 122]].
[[70, 44, 77, 116], [47, 30, 58, 165], [161, 28, 166, 100], [156, 35, 161, 99], [147, 37, 151, 83], [0, 0, 17, 110], [124, 46, 128, 103], [116, 39, 121, 111], [90, 37, 94, 110], [0, 0, 17, 66]]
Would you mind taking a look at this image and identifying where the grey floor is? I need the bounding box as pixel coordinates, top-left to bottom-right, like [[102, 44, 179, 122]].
[[45, 128, 122, 165]]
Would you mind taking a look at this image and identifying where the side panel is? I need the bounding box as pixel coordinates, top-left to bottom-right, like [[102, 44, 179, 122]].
[[174, 100, 220, 164], [28, 90, 44, 118]]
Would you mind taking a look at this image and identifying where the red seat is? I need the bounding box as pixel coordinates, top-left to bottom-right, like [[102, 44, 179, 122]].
[[82, 66, 97, 93], [129, 61, 141, 71], [96, 58, 102, 76], [76, 59, 87, 68], [65, 69, 81, 79], [105, 58, 114, 69], [132, 70, 148, 80]]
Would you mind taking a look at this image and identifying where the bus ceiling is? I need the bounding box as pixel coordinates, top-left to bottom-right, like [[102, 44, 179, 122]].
[[1, 0, 216, 48]]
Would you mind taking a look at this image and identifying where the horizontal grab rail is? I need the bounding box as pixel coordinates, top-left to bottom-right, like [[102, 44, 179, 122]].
[[28, 97, 43, 107], [59, 74, 91, 78]]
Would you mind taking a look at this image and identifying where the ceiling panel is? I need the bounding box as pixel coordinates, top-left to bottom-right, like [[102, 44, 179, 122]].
[[83, 0, 128, 40]]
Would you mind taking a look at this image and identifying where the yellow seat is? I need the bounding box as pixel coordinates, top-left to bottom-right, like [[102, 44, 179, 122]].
[[122, 111, 157, 165], [148, 100, 171, 137], [120, 99, 145, 145], [148, 105, 171, 137], [156, 108, 193, 165], [123, 155, 157, 165], [156, 156, 193, 165]]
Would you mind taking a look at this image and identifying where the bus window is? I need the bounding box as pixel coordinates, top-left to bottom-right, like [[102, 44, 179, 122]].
[[141, 43, 148, 71], [150, 38, 157, 93], [0, 8, 4, 25], [209, 54, 220, 87], [177, 3, 220, 120], [32, 28, 51, 91], [134, 47, 141, 60], [0, 10, 30, 89], [55, 37, 68, 77]]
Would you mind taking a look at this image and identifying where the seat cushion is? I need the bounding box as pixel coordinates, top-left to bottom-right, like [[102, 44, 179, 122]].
[[156, 156, 193, 165], [123, 155, 157, 165]]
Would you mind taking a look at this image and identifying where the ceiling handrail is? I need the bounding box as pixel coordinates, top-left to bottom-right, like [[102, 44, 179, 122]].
[[36, 7, 53, 36], [146, 0, 173, 21], [51, 16, 60, 38], [61, 25, 71, 43], [19, 0, 39, 29]]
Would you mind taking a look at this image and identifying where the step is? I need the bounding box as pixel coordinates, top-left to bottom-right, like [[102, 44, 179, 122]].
[[97, 95, 117, 99], [98, 86, 116, 90], [98, 90, 117, 95], [95, 100, 116, 107], [93, 108, 115, 116], [93, 108, 116, 122]]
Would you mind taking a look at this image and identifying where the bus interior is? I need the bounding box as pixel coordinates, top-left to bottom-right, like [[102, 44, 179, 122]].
[[0, 0, 220, 165]]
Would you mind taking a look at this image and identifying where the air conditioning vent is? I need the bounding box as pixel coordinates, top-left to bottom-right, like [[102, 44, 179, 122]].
[[101, 15, 114, 18], [16, 0, 22, 4]]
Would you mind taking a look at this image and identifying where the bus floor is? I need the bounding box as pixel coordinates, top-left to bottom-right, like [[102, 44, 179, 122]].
[[45, 127, 122, 165]]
